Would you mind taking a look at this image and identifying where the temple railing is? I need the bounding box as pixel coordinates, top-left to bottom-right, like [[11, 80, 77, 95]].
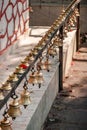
[[0, 0, 81, 129]]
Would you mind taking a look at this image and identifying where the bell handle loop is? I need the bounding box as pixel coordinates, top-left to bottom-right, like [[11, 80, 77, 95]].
[[3, 103, 9, 119], [23, 80, 28, 90], [11, 92, 18, 99], [37, 64, 41, 71]]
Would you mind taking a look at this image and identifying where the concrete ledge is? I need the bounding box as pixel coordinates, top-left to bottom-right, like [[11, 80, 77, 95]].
[[12, 58, 59, 130]]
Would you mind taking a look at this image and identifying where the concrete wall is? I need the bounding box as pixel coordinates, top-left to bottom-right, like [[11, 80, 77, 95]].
[[30, 5, 87, 33]]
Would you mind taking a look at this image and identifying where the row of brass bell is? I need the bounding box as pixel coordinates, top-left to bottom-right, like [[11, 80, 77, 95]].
[[28, 56, 52, 86]]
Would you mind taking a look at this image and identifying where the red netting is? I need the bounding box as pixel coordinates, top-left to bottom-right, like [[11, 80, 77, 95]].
[[0, 0, 29, 55]]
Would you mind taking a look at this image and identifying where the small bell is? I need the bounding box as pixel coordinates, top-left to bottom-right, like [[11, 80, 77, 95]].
[[0, 91, 4, 100], [15, 66, 25, 74], [1, 82, 12, 91], [37, 58, 46, 70], [0, 117, 12, 130], [36, 67, 44, 88], [34, 45, 42, 51], [8, 97, 22, 120], [20, 89, 31, 108], [25, 53, 34, 63], [53, 36, 60, 47], [74, 8, 80, 17], [8, 73, 18, 82], [44, 57, 51, 72], [39, 39, 46, 47], [28, 71, 37, 86], [31, 49, 38, 56], [48, 47, 57, 57]]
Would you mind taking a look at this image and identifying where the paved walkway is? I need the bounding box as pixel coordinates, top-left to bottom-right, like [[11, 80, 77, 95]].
[[43, 43, 87, 130]]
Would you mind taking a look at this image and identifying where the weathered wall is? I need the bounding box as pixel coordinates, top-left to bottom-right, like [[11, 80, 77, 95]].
[[0, 0, 29, 54], [30, 5, 87, 33]]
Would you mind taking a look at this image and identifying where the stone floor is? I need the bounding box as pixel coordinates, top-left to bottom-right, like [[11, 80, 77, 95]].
[[43, 43, 87, 130]]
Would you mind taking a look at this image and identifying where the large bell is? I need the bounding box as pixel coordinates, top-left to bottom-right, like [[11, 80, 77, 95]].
[[28, 72, 37, 86], [34, 45, 42, 51], [0, 91, 4, 100], [20, 89, 31, 108], [8, 98, 22, 120], [0, 117, 12, 130], [1, 82, 12, 91], [74, 8, 80, 17]]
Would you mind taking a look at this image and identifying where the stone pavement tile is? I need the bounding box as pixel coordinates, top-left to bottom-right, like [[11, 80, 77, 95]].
[[43, 44, 87, 130]]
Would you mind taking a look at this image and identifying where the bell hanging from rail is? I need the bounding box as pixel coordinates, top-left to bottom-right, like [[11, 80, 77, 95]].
[[74, 8, 80, 17], [8, 73, 18, 82], [31, 49, 38, 56], [25, 53, 34, 63], [37, 58, 46, 70], [1, 82, 12, 91], [8, 98, 22, 120], [15, 66, 25, 74], [48, 47, 57, 57], [0, 91, 4, 100], [53, 36, 60, 47], [20, 89, 31, 108], [28, 71, 37, 86], [34, 45, 42, 51], [36, 67, 44, 88], [44, 57, 51, 72], [0, 117, 12, 130], [38, 39, 46, 47]]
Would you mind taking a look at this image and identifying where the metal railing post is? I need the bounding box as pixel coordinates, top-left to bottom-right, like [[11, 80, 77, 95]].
[[59, 25, 63, 92], [76, 3, 80, 51]]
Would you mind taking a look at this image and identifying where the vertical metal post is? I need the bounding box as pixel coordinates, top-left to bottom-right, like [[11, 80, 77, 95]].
[[76, 3, 80, 51], [59, 25, 63, 92]]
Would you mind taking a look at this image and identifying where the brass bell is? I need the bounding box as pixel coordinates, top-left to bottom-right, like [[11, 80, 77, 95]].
[[8, 98, 22, 120], [37, 58, 46, 70], [31, 49, 38, 56], [25, 53, 34, 63], [28, 71, 37, 86], [8, 73, 18, 82], [44, 57, 51, 72], [48, 47, 57, 57], [0, 91, 4, 100], [20, 89, 31, 108], [36, 66, 44, 88], [53, 37, 60, 47], [1, 82, 12, 91], [15, 66, 24, 74], [0, 117, 12, 130]]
